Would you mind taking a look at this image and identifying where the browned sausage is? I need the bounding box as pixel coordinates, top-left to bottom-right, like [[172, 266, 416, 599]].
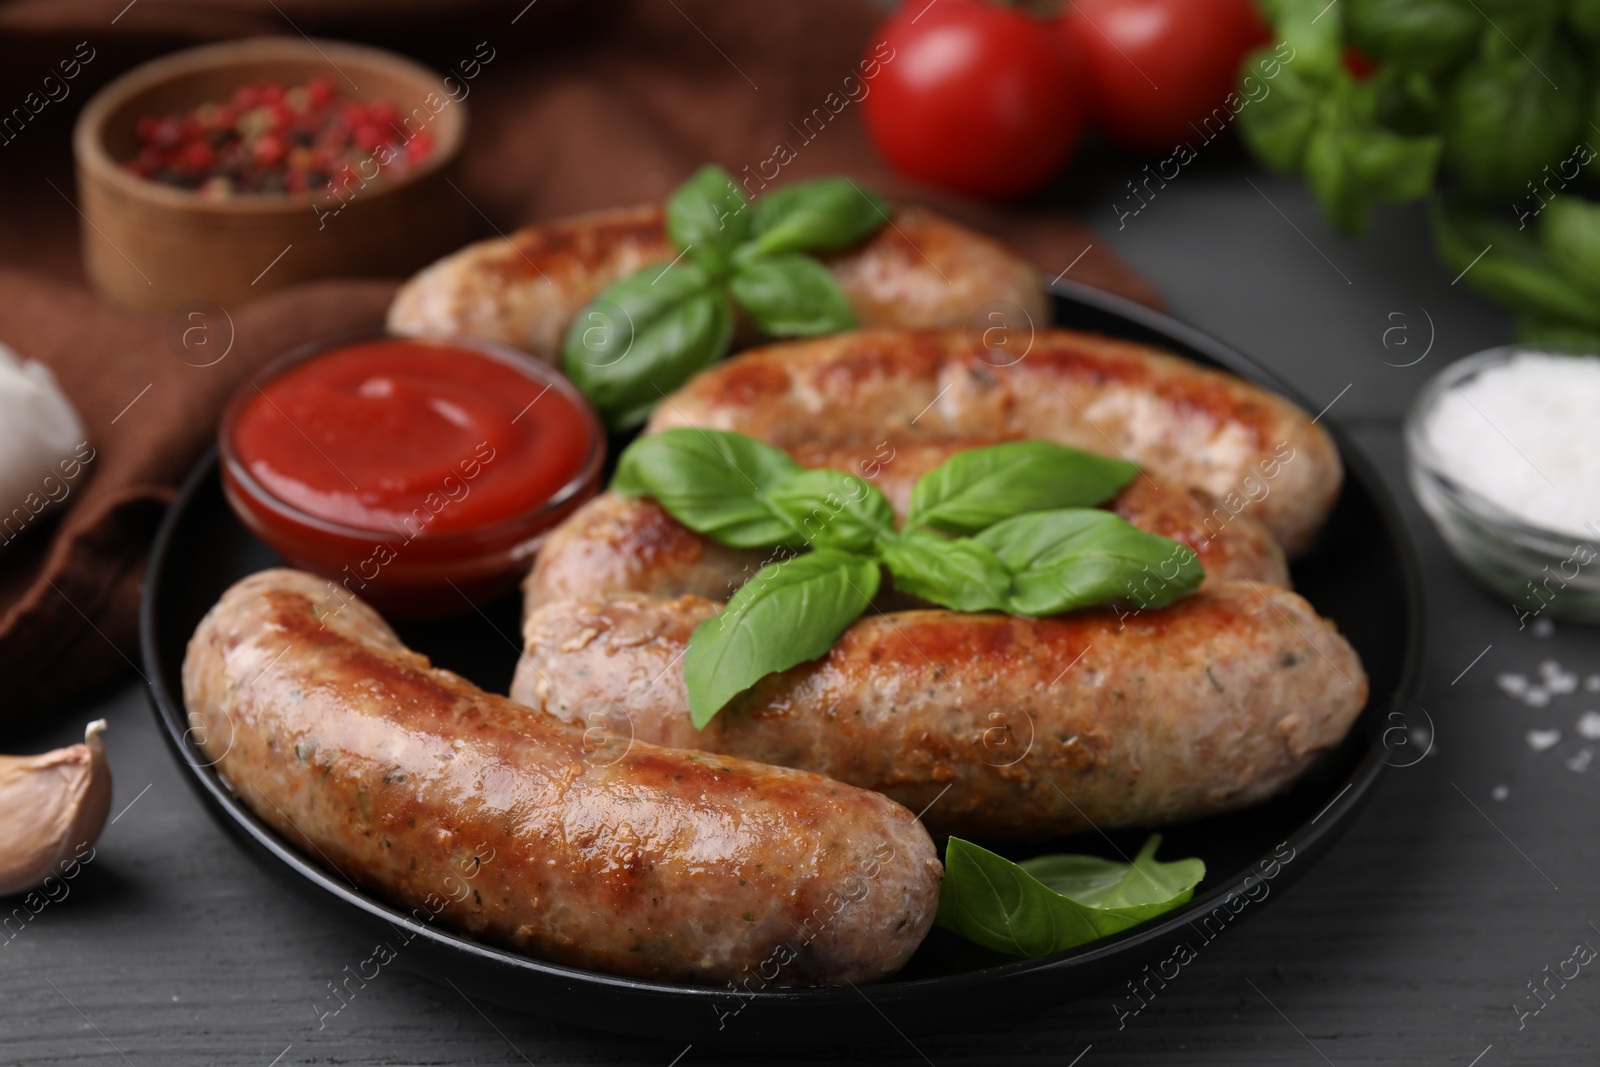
[[646, 328, 1341, 555], [183, 569, 941, 985], [512, 580, 1367, 840], [525, 438, 1289, 613], [387, 205, 1046, 364]]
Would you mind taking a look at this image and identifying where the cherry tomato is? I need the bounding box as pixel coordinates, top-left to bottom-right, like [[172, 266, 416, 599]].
[[862, 0, 1084, 199], [1342, 46, 1378, 81], [1063, 0, 1271, 152]]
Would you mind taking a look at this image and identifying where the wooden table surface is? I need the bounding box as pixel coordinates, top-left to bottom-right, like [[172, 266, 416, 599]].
[[6, 148, 1598, 1066]]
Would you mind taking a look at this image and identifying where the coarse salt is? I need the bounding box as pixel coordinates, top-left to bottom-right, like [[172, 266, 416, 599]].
[[1424, 352, 1600, 538]]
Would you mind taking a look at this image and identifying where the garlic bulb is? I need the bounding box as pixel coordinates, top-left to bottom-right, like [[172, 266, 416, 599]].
[[0, 720, 112, 896], [0, 341, 89, 545]]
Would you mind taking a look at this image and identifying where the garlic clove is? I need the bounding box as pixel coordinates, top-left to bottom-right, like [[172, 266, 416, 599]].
[[0, 719, 112, 896]]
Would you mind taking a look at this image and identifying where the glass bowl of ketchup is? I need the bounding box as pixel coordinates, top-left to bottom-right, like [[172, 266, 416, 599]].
[[219, 334, 604, 618]]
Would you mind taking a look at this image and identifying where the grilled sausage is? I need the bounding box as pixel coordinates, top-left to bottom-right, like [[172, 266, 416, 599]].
[[387, 205, 1045, 363], [646, 328, 1341, 555], [183, 569, 941, 985], [512, 580, 1367, 840], [525, 438, 1289, 613]]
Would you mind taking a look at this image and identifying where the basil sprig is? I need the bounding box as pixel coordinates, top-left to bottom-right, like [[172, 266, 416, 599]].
[[935, 836, 1205, 958], [613, 430, 1204, 726], [562, 166, 892, 429]]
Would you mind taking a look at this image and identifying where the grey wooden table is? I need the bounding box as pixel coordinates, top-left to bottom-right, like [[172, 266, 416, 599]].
[[6, 147, 1598, 1066]]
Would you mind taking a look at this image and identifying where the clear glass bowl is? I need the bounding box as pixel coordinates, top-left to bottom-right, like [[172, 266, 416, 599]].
[[1404, 345, 1600, 623], [219, 334, 604, 619]]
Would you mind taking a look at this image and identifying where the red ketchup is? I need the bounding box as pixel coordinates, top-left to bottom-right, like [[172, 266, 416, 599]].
[[221, 337, 603, 617]]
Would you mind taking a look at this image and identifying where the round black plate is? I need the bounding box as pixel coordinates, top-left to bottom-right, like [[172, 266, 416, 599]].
[[140, 280, 1425, 1045]]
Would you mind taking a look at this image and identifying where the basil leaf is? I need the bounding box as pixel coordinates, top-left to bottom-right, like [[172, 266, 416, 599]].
[[612, 428, 804, 548], [977, 509, 1203, 616], [1573, 0, 1600, 46], [728, 253, 856, 337], [1236, 49, 1323, 171], [763, 468, 896, 553], [1345, 126, 1440, 203], [683, 549, 879, 727], [907, 441, 1138, 537], [1345, 0, 1479, 74], [1302, 101, 1441, 233], [935, 836, 1204, 959], [1432, 201, 1600, 328], [561, 262, 733, 430], [1541, 196, 1600, 296], [1516, 314, 1600, 353], [1020, 835, 1207, 914], [1441, 32, 1584, 199], [666, 164, 750, 276], [1258, 0, 1344, 73], [880, 530, 1011, 613], [748, 177, 890, 257]]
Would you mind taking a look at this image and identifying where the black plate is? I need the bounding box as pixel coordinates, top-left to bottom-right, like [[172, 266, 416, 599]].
[[140, 280, 1425, 1045]]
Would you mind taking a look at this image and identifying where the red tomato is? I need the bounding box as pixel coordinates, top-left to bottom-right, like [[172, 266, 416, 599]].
[[1063, 0, 1271, 152], [862, 0, 1084, 199], [1342, 46, 1378, 80]]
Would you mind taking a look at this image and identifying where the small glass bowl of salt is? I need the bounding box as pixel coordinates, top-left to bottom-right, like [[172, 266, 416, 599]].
[[1405, 346, 1600, 624]]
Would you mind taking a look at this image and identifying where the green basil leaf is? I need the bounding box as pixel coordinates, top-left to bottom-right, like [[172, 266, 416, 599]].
[[1441, 33, 1584, 199], [762, 468, 896, 553], [611, 428, 803, 548], [977, 509, 1203, 616], [1257, 0, 1344, 72], [728, 253, 856, 337], [1236, 51, 1324, 171], [935, 836, 1204, 958], [1432, 201, 1600, 327], [748, 177, 891, 257], [1302, 117, 1370, 234], [1303, 111, 1441, 233], [1020, 835, 1207, 914], [1473, 0, 1562, 42], [879, 530, 1011, 613], [1345, 0, 1479, 74], [907, 441, 1139, 537], [682, 549, 879, 726], [1540, 196, 1600, 295], [561, 262, 733, 430], [666, 164, 750, 276], [1573, 0, 1600, 46], [1515, 314, 1600, 353], [1346, 127, 1440, 203]]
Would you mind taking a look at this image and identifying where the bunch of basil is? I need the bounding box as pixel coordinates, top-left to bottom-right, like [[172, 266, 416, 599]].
[[612, 429, 1204, 726], [1239, 0, 1600, 347], [561, 167, 890, 429]]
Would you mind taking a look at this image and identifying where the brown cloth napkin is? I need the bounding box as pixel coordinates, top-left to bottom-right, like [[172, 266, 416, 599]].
[[0, 0, 1160, 720]]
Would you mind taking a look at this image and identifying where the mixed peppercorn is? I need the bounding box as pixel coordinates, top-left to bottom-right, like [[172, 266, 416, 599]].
[[123, 78, 433, 198]]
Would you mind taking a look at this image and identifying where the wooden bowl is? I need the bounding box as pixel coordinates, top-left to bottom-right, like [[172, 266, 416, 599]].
[[73, 38, 472, 314]]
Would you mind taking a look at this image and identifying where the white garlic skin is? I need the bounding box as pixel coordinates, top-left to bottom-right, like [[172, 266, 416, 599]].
[[0, 720, 112, 897], [0, 341, 87, 536]]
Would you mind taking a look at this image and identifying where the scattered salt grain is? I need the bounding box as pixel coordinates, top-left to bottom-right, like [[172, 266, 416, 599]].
[[1492, 784, 1510, 801], [1525, 688, 1552, 707], [1423, 351, 1600, 538], [1550, 672, 1579, 695], [1533, 618, 1556, 639], [1587, 674, 1600, 692], [1579, 712, 1600, 739], [1527, 729, 1562, 752], [1569, 749, 1593, 772], [1498, 673, 1530, 697]]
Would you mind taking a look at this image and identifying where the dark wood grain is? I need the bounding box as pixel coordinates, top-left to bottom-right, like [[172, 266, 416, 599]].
[[7, 162, 1598, 1065]]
